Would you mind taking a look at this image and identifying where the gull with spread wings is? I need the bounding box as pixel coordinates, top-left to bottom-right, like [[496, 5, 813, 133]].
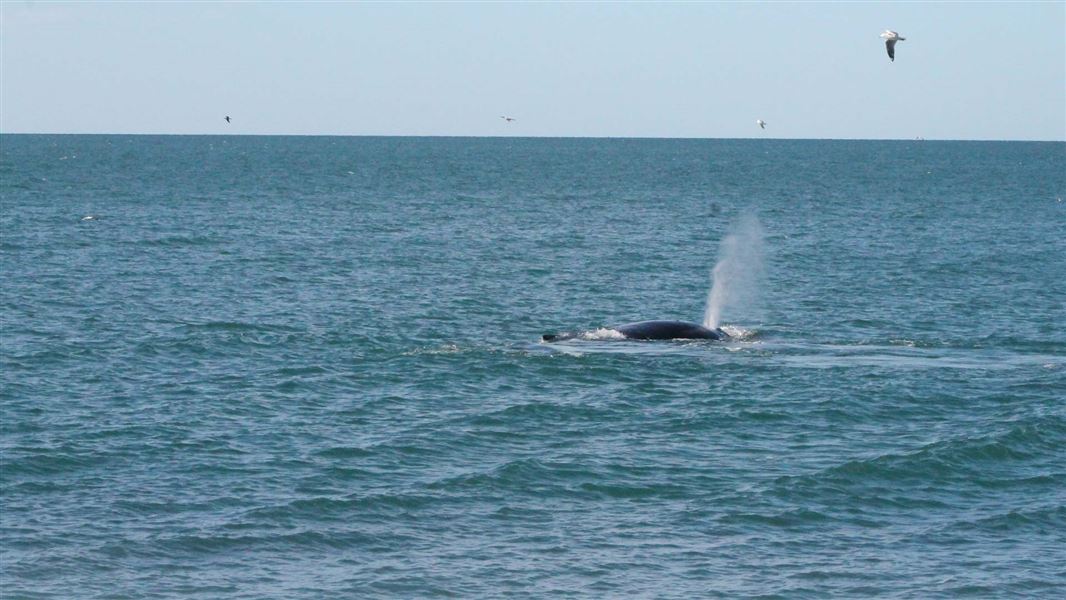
[[880, 30, 905, 62]]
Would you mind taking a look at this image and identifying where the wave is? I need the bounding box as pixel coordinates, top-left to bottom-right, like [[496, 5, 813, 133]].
[[2, 446, 113, 476], [132, 235, 223, 247], [241, 493, 440, 523], [177, 320, 304, 333], [422, 457, 690, 501], [153, 529, 389, 555], [719, 507, 831, 528], [768, 417, 1066, 509], [941, 504, 1066, 534]]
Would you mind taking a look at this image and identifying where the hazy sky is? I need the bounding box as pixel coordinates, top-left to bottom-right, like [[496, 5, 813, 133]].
[[2, 1, 1064, 140]]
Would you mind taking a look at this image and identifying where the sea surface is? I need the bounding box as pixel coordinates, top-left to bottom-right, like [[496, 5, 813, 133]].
[[1, 135, 1064, 598]]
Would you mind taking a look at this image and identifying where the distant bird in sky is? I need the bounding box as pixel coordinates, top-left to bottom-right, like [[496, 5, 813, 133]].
[[224, 116, 231, 123], [756, 119, 766, 129], [500, 116, 516, 122], [880, 30, 905, 62]]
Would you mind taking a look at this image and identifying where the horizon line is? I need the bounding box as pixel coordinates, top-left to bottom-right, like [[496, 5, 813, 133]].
[[2, 132, 1064, 143]]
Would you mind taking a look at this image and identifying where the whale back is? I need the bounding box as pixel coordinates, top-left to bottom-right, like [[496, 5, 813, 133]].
[[541, 320, 728, 342], [614, 320, 727, 341]]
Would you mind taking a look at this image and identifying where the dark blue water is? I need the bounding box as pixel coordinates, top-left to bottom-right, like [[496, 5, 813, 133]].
[[2, 135, 1064, 598]]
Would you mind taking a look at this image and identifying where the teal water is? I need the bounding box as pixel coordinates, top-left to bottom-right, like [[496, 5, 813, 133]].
[[2, 135, 1064, 598]]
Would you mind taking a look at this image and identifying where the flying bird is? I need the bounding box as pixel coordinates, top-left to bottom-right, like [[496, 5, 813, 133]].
[[756, 119, 766, 129], [500, 116, 516, 122], [880, 30, 905, 62], [224, 116, 231, 123]]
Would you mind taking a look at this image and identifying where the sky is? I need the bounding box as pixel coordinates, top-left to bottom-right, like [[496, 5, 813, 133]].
[[1, 1, 1064, 140]]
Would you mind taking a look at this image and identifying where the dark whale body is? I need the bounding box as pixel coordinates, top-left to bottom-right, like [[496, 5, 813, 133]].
[[542, 320, 728, 342], [615, 320, 728, 340]]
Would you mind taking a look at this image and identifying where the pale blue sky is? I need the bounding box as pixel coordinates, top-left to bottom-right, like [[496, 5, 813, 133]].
[[2, 1, 1064, 140]]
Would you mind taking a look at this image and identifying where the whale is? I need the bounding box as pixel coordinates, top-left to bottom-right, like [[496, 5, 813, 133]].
[[542, 320, 729, 342]]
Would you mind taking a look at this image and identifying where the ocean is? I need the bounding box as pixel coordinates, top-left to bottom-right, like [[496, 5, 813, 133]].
[[1, 135, 1064, 598]]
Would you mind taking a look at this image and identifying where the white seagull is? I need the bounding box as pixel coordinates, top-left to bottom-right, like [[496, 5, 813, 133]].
[[756, 119, 766, 129], [880, 30, 905, 62]]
